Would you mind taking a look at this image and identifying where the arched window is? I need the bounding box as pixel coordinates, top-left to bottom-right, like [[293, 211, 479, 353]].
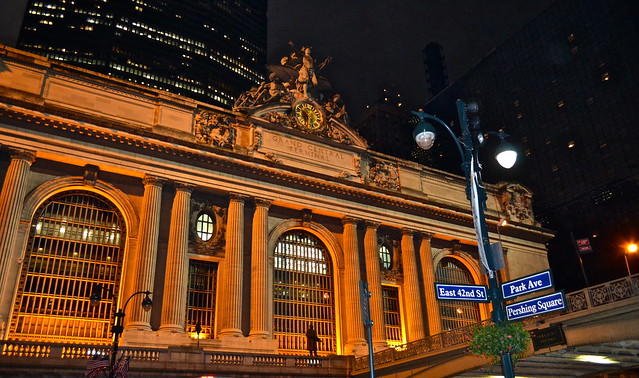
[[273, 230, 336, 355], [379, 244, 392, 270], [435, 257, 481, 331], [9, 190, 126, 343], [185, 259, 218, 340]]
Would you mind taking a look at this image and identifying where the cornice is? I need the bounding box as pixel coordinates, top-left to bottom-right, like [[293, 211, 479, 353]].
[[0, 103, 552, 244]]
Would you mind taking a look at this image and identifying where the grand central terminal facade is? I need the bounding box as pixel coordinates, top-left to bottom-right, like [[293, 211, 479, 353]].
[[0, 45, 552, 376]]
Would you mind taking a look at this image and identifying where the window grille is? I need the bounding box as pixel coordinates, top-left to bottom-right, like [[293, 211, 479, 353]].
[[382, 285, 403, 346], [185, 259, 217, 339], [273, 231, 336, 355], [9, 191, 125, 343], [435, 257, 481, 331], [195, 213, 214, 241]]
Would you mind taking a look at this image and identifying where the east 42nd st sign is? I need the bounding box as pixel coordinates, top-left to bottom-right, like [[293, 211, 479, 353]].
[[435, 283, 489, 303]]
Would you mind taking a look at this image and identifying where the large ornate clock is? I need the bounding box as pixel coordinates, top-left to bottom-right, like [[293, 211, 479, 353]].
[[293, 100, 325, 130]]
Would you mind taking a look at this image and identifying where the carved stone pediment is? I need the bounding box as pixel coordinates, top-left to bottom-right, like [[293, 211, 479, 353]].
[[232, 43, 368, 149]]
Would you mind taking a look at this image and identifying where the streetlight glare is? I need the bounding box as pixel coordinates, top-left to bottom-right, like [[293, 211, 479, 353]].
[[628, 243, 638, 253]]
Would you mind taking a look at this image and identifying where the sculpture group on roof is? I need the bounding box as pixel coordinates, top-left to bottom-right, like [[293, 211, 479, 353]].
[[233, 42, 348, 124]]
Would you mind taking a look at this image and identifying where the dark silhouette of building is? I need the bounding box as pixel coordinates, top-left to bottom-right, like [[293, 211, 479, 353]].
[[422, 42, 448, 97], [421, 0, 639, 291], [17, 0, 267, 109], [353, 89, 415, 161]]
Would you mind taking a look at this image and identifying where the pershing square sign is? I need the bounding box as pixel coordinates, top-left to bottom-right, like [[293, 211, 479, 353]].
[[505, 291, 566, 321]]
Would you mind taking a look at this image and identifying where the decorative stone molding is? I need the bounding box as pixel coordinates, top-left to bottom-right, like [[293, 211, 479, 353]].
[[495, 182, 537, 226], [367, 159, 400, 191], [194, 110, 236, 150], [83, 164, 99, 187]]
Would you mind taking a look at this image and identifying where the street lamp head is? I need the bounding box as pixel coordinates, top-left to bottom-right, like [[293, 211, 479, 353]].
[[411, 111, 437, 150], [141, 292, 153, 312], [494, 139, 518, 169], [627, 243, 638, 254]]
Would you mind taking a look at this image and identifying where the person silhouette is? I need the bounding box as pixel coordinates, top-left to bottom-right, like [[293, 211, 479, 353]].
[[305, 325, 321, 356]]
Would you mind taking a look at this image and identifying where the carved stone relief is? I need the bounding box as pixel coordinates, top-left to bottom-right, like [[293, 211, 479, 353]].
[[495, 182, 538, 226], [194, 110, 236, 150], [367, 159, 400, 191]]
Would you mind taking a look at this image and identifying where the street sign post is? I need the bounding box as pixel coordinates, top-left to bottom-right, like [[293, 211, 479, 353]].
[[435, 283, 489, 302], [505, 291, 566, 321], [501, 270, 554, 300]]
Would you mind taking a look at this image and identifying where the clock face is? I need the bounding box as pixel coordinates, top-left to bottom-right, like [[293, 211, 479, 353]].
[[294, 101, 324, 130]]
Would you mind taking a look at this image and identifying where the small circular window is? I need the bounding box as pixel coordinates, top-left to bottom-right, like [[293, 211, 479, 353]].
[[379, 244, 392, 270], [196, 213, 215, 241]]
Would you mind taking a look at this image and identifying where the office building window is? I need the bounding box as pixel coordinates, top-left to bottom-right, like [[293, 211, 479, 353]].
[[273, 231, 336, 355]]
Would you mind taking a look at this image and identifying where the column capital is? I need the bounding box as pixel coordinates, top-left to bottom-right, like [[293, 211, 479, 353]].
[[254, 197, 273, 209], [364, 221, 380, 230], [174, 181, 196, 193], [419, 231, 434, 240], [8, 148, 36, 165], [142, 174, 167, 187], [341, 216, 361, 226], [229, 192, 250, 203], [402, 228, 416, 236]]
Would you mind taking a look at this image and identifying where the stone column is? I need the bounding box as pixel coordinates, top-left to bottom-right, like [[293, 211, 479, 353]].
[[0, 149, 36, 299], [159, 183, 194, 334], [418, 232, 441, 336], [401, 229, 425, 341], [126, 175, 165, 330], [217, 193, 247, 339], [342, 217, 366, 355], [363, 221, 387, 351], [249, 198, 272, 339]]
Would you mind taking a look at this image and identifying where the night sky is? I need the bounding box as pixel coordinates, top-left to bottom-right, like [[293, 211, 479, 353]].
[[268, 0, 555, 120]]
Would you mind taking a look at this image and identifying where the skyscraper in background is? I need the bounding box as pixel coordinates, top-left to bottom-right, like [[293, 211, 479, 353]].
[[422, 42, 448, 98], [17, 0, 267, 109], [422, 0, 639, 291]]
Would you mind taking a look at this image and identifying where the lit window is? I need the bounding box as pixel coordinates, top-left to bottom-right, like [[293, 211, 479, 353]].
[[273, 231, 336, 355], [382, 285, 403, 346], [601, 72, 610, 81], [196, 213, 214, 241], [379, 244, 392, 270], [568, 141, 575, 148]]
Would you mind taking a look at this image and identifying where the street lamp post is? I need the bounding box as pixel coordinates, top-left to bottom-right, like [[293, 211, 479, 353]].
[[412, 99, 518, 378], [90, 285, 153, 378], [625, 243, 638, 276]]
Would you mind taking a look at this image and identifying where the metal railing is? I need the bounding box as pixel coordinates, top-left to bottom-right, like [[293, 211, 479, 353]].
[[353, 273, 639, 373]]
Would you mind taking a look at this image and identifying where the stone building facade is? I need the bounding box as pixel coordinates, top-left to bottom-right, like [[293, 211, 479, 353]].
[[0, 45, 551, 376]]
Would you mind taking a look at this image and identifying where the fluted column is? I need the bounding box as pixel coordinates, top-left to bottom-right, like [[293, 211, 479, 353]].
[[0, 149, 36, 298], [418, 232, 441, 336], [217, 193, 247, 338], [342, 217, 366, 355], [159, 182, 194, 333], [401, 229, 425, 341], [249, 198, 272, 339], [363, 221, 387, 350], [127, 175, 165, 330]]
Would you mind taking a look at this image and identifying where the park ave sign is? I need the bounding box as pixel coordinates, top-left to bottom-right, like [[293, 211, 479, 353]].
[[501, 270, 554, 300]]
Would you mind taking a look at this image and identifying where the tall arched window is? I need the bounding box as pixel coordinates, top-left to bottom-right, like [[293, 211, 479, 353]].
[[273, 230, 336, 355], [9, 191, 126, 343], [435, 257, 481, 331]]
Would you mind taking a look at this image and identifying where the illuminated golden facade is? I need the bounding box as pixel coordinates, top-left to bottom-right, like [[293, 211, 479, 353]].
[[0, 45, 552, 376]]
